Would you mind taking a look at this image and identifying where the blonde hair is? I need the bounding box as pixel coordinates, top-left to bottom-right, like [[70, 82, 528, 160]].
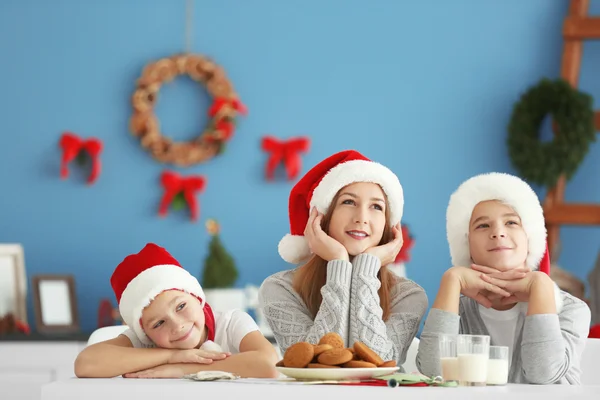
[[292, 187, 395, 321]]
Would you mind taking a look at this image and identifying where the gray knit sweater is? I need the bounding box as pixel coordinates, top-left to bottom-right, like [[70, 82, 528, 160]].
[[258, 253, 428, 367], [416, 291, 591, 384]]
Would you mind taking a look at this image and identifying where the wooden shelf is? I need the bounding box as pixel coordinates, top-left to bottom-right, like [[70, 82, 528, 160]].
[[545, 203, 600, 225], [564, 16, 600, 39]]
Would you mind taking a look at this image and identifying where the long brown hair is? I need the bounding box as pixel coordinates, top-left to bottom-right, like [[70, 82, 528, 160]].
[[292, 188, 396, 321]]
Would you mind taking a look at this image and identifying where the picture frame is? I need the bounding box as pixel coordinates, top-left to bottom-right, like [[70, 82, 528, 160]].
[[0, 244, 28, 323], [32, 274, 79, 333]]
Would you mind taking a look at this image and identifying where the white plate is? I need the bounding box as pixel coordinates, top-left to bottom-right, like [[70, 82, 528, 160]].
[[276, 366, 399, 381]]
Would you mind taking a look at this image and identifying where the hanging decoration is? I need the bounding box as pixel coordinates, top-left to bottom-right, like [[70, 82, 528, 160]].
[[129, 55, 246, 167], [129, 0, 247, 167], [158, 170, 206, 222], [59, 131, 103, 185], [507, 78, 596, 188], [97, 299, 122, 328], [261, 135, 311, 181]]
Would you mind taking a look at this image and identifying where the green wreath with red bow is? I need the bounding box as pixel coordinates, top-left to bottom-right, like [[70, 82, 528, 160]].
[[507, 78, 596, 188]]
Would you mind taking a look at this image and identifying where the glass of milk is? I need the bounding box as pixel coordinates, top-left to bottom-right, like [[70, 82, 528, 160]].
[[457, 334, 490, 386], [486, 346, 509, 385], [438, 334, 459, 383]]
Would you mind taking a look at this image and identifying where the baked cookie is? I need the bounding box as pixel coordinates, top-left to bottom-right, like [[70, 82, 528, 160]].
[[283, 342, 315, 368], [318, 332, 344, 349], [308, 363, 339, 368], [353, 342, 384, 366], [313, 344, 334, 356], [276, 359, 285, 367], [380, 360, 397, 368], [317, 348, 354, 366], [342, 360, 377, 368]]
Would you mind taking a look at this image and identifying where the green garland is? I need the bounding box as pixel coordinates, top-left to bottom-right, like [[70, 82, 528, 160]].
[[507, 78, 596, 188]]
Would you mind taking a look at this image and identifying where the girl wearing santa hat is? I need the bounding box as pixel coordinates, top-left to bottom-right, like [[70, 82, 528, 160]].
[[416, 172, 591, 384], [74, 243, 278, 379], [258, 150, 428, 367]]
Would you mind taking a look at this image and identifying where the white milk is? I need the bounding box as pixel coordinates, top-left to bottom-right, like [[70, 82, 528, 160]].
[[441, 357, 459, 381], [486, 358, 509, 385], [458, 353, 488, 384]]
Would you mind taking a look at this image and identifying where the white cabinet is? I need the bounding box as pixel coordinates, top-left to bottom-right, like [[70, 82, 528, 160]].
[[0, 341, 85, 400]]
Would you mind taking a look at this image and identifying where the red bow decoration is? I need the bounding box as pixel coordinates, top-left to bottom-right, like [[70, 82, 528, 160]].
[[261, 135, 311, 181], [59, 132, 103, 185], [214, 119, 235, 141], [158, 170, 206, 221], [208, 97, 248, 117], [394, 225, 415, 264], [206, 97, 248, 142], [97, 299, 115, 329]]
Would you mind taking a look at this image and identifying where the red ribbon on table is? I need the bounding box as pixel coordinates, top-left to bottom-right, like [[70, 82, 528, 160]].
[[158, 170, 206, 221], [59, 132, 103, 185], [261, 135, 311, 181]]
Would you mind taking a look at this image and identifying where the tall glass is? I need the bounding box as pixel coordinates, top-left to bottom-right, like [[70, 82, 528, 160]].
[[457, 334, 490, 386], [438, 334, 459, 383], [486, 346, 509, 385]]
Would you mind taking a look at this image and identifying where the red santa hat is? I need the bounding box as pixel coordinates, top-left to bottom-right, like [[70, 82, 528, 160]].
[[110, 243, 208, 345], [446, 172, 561, 310], [279, 149, 404, 264]]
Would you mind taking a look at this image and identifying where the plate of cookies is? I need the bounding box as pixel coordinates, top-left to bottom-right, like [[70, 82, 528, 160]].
[[275, 333, 399, 381]]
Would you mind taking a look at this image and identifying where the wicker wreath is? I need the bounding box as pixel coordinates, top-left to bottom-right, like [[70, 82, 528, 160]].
[[129, 54, 247, 167]]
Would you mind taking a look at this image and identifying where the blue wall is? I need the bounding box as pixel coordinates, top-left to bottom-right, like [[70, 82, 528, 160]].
[[1, 0, 598, 333]]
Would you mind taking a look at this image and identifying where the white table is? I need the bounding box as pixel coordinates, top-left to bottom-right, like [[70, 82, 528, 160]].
[[42, 378, 599, 400]]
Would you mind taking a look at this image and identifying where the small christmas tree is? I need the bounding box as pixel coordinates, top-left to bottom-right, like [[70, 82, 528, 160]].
[[201, 219, 238, 289]]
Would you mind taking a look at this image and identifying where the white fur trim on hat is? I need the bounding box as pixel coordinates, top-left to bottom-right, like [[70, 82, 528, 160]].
[[278, 234, 312, 265], [119, 264, 205, 345], [311, 159, 404, 225], [446, 172, 546, 270]]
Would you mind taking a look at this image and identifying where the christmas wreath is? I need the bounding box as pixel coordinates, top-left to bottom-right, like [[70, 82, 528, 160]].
[[129, 54, 247, 167], [507, 78, 596, 188]]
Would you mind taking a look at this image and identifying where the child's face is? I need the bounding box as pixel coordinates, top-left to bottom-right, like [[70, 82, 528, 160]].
[[468, 200, 528, 270], [140, 290, 206, 349], [328, 182, 387, 256]]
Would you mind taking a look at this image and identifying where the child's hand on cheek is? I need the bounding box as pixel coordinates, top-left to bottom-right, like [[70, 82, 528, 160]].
[[168, 349, 230, 364], [304, 207, 349, 262], [363, 223, 403, 266]]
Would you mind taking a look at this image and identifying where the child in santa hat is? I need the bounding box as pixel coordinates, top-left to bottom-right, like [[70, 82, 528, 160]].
[[416, 172, 591, 384], [75, 243, 278, 379], [258, 150, 428, 368]]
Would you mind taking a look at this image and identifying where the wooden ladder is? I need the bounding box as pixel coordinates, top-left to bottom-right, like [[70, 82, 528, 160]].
[[545, 0, 600, 258]]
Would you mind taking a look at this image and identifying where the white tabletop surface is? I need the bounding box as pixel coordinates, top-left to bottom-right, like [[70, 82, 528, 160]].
[[41, 378, 599, 400]]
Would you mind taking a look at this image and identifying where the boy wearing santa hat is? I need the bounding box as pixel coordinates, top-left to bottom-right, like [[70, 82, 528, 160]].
[[259, 149, 428, 367], [75, 243, 278, 379], [416, 172, 591, 384]]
